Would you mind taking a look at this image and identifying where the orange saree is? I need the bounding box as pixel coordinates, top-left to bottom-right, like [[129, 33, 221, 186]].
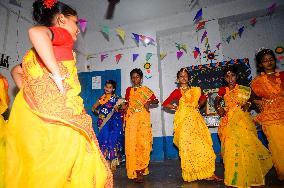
[[124, 86, 155, 179], [251, 72, 284, 180]]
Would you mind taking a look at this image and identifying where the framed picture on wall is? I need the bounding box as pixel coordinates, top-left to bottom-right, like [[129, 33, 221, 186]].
[[204, 88, 219, 116]]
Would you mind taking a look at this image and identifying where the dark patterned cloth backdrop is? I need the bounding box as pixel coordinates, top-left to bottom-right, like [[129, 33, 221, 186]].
[[187, 58, 252, 115]]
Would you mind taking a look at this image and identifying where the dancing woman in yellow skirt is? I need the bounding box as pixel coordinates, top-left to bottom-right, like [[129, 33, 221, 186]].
[[215, 66, 272, 187], [0, 74, 9, 188], [162, 68, 221, 182], [251, 48, 284, 180], [5, 0, 112, 187]]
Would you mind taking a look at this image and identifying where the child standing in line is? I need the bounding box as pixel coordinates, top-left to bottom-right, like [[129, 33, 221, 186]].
[[162, 68, 221, 182], [92, 80, 125, 172], [215, 66, 272, 187], [124, 68, 159, 183]]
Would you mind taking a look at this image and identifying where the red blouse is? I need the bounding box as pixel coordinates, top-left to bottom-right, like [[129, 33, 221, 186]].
[[49, 27, 74, 61], [162, 88, 207, 106]]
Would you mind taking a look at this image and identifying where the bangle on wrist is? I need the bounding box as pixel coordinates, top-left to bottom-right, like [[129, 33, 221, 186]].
[[49, 73, 66, 81]]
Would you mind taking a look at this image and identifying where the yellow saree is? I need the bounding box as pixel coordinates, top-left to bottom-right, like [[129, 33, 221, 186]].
[[219, 85, 272, 187], [173, 87, 216, 182], [125, 86, 154, 179], [251, 72, 284, 180], [5, 49, 112, 188], [0, 75, 9, 188]]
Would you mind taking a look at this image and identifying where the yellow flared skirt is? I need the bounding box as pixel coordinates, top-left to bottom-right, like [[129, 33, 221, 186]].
[[174, 108, 216, 182], [125, 110, 152, 179], [5, 90, 110, 188], [221, 109, 272, 187]]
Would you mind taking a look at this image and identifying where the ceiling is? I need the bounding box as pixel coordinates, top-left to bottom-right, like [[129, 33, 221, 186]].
[[3, 0, 237, 29]]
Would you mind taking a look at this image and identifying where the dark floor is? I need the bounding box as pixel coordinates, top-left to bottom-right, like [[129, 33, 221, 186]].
[[114, 160, 284, 188]]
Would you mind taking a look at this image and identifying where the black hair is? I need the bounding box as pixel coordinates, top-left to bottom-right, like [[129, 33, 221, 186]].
[[105, 80, 117, 94], [32, 0, 77, 26], [177, 68, 190, 79], [130, 68, 143, 78], [255, 48, 277, 73], [223, 65, 239, 85], [223, 65, 238, 77]]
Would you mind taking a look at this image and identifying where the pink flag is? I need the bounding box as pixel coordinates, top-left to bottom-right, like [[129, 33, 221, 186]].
[[78, 18, 87, 32], [177, 51, 183, 60]]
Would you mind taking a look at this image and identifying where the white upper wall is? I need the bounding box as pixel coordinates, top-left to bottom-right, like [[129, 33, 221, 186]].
[[1, 0, 283, 137]]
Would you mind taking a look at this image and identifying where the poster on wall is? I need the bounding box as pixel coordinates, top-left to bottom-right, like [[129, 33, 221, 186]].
[[188, 58, 251, 115], [92, 76, 101, 90]]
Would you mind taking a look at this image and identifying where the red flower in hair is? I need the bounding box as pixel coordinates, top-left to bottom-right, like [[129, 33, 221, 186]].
[[43, 0, 57, 8]]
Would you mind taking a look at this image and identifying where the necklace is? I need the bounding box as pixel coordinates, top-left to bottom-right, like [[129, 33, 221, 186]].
[[180, 86, 189, 90], [266, 72, 275, 75]]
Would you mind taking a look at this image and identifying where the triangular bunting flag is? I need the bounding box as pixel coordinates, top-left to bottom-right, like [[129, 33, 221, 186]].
[[193, 8, 202, 23], [201, 30, 207, 43], [193, 51, 199, 59], [101, 54, 108, 62], [146, 53, 153, 61], [267, 3, 277, 15], [102, 25, 110, 36], [216, 43, 221, 50], [238, 26, 245, 37], [194, 47, 200, 54], [160, 52, 167, 60], [132, 33, 140, 44], [115, 54, 123, 63], [176, 51, 183, 60], [232, 32, 238, 40], [196, 21, 206, 31], [133, 54, 139, 62], [181, 44, 187, 53], [226, 36, 231, 44], [175, 43, 181, 51], [115, 27, 126, 42], [78, 18, 87, 32], [250, 18, 257, 27]]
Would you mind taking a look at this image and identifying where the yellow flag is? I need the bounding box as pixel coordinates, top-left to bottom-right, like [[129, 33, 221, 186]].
[[115, 27, 126, 42], [160, 52, 167, 60]]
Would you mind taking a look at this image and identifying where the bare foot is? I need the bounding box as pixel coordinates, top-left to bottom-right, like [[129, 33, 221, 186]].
[[206, 175, 223, 181]]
